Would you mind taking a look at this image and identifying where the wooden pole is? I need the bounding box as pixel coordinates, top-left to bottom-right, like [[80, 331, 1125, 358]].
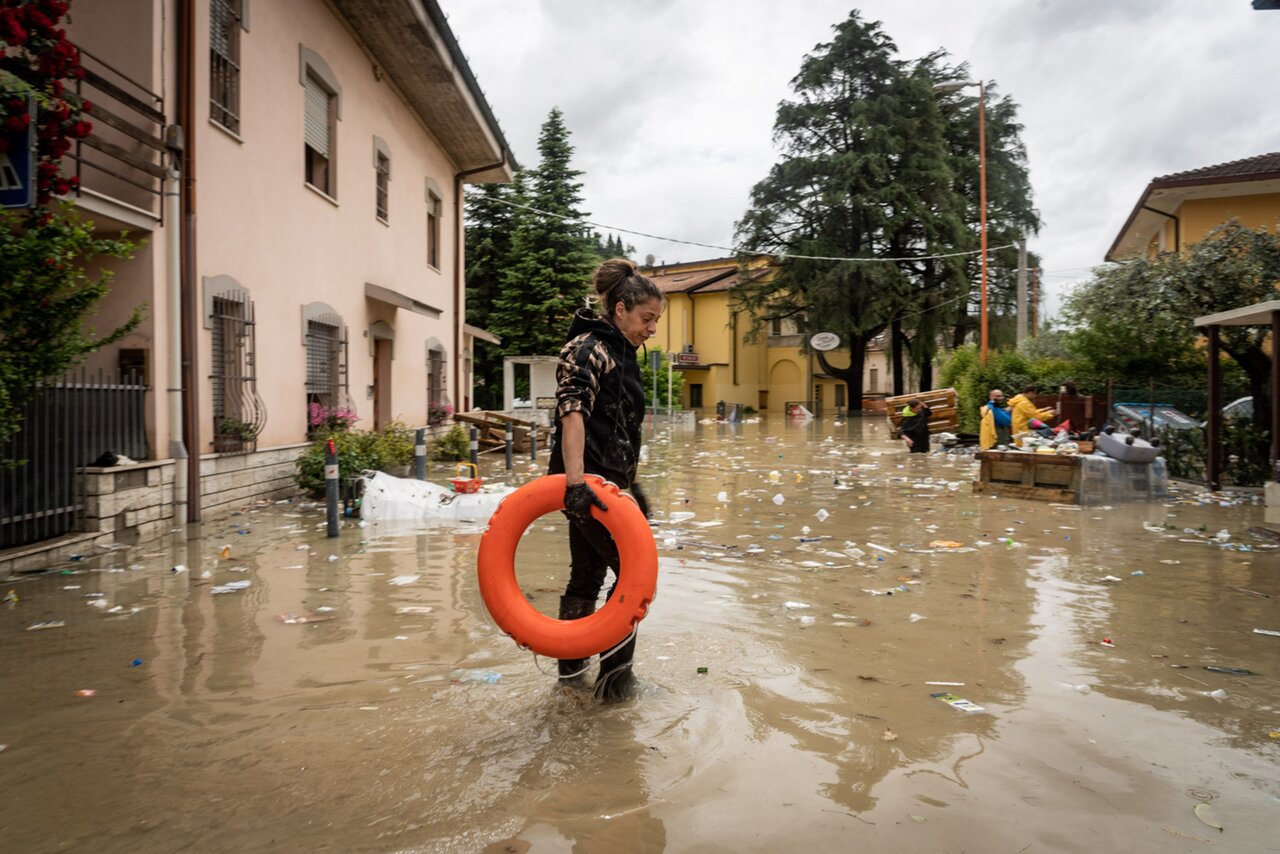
[[1272, 311, 1279, 481], [1207, 325, 1222, 490]]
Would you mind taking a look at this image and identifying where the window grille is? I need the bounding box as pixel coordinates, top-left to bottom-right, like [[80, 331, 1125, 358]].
[[375, 151, 390, 221], [305, 315, 350, 434], [210, 0, 243, 133], [210, 291, 265, 452], [427, 347, 446, 413]]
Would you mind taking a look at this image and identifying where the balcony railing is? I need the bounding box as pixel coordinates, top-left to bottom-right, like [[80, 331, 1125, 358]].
[[65, 45, 167, 222]]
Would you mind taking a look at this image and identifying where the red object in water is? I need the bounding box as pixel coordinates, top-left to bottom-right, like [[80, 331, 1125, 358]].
[[1101, 637, 1115, 647]]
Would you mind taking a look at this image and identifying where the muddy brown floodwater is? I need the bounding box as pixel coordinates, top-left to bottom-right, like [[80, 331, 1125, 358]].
[[3, 416, 1279, 852]]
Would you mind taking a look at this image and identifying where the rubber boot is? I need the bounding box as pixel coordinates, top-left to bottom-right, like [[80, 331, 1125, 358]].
[[557, 595, 596, 688], [594, 629, 637, 702]]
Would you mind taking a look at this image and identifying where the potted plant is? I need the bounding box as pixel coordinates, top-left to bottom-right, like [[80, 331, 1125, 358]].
[[214, 417, 258, 452], [308, 402, 359, 435], [427, 400, 454, 426]]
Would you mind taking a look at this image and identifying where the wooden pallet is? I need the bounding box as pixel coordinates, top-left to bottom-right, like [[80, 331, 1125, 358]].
[[973, 450, 1081, 502], [885, 388, 959, 435], [453, 411, 552, 453]]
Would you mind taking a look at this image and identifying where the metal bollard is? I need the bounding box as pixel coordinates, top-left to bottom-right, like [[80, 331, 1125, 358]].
[[529, 426, 538, 460], [414, 427, 426, 480], [469, 427, 479, 467], [504, 424, 513, 470], [325, 439, 339, 538]]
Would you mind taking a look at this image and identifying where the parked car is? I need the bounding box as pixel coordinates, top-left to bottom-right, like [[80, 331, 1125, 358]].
[[1111, 402, 1201, 434], [1222, 396, 1253, 422]]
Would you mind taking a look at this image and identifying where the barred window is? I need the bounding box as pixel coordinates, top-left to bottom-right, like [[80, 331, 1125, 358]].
[[210, 0, 244, 133], [427, 345, 446, 415], [209, 290, 263, 452], [305, 313, 349, 434]]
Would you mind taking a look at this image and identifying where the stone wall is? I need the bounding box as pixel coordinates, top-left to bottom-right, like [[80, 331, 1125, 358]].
[[81, 460, 176, 546], [199, 443, 307, 517]]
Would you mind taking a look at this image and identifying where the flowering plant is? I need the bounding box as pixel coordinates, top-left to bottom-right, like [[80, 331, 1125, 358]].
[[0, 0, 92, 206], [427, 400, 454, 424], [308, 402, 358, 432]]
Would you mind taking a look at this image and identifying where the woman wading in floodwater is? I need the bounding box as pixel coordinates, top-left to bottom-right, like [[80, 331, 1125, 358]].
[[549, 258, 665, 701]]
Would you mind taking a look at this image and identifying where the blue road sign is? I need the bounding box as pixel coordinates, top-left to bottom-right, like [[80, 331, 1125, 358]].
[[0, 93, 37, 208]]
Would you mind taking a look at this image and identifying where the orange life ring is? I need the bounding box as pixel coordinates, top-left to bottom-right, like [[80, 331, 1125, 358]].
[[477, 474, 658, 660]]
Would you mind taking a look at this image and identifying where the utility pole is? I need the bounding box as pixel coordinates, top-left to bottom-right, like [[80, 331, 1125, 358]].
[[1030, 267, 1039, 336], [1016, 238, 1028, 344]]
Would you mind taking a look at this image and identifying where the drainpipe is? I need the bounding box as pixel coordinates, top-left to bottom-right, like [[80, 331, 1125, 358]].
[[164, 155, 188, 522], [177, 0, 201, 520], [1142, 204, 1180, 253], [453, 150, 507, 412]]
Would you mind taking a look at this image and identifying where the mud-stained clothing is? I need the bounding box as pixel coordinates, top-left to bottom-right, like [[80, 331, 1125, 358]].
[[548, 309, 645, 490]]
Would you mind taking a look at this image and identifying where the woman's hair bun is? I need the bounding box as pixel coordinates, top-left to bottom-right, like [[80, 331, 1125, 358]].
[[593, 257, 638, 296]]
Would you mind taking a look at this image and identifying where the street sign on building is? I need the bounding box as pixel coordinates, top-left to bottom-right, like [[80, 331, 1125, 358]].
[[675, 352, 700, 364], [0, 93, 37, 209]]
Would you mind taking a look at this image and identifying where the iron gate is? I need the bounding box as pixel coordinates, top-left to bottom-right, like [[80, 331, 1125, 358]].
[[0, 368, 149, 549]]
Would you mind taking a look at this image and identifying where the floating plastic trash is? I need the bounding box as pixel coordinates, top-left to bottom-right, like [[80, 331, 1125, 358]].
[[931, 692, 985, 713], [452, 669, 502, 684], [815, 508, 829, 522], [1194, 802, 1224, 833], [211, 580, 251, 594], [772, 494, 785, 505], [388, 575, 419, 586]]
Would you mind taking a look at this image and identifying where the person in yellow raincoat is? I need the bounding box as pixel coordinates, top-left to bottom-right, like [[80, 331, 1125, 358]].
[[979, 389, 1013, 449], [1008, 384, 1057, 436]]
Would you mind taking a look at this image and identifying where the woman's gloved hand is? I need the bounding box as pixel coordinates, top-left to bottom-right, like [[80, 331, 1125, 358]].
[[630, 482, 651, 519], [564, 481, 607, 525]]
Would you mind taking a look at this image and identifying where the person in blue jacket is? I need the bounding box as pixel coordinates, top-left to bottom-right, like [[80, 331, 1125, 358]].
[[979, 389, 1013, 449]]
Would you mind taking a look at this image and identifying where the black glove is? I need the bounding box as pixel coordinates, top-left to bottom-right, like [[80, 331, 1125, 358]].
[[564, 481, 607, 525], [630, 482, 651, 519]]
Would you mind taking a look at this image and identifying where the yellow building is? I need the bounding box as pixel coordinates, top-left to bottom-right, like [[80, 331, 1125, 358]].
[[647, 258, 892, 413], [1106, 152, 1280, 260]]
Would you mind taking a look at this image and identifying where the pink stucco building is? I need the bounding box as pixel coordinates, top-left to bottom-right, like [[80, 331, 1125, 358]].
[[65, 0, 512, 525]]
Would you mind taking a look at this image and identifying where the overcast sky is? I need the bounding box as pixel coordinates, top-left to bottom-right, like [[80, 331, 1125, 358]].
[[443, 1, 1280, 319]]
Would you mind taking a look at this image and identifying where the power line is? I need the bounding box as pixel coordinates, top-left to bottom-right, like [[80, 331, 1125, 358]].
[[488, 197, 1018, 263]]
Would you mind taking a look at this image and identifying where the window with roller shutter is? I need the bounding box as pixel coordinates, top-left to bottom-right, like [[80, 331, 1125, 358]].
[[304, 72, 335, 195]]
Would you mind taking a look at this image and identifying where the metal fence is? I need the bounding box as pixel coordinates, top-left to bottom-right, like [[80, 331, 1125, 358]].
[[0, 368, 149, 550]]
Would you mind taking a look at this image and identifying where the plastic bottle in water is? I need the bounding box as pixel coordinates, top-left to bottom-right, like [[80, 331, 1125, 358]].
[[454, 669, 502, 684]]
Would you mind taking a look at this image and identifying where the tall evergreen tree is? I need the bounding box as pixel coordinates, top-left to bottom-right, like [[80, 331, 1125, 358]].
[[464, 173, 524, 409], [733, 12, 970, 405], [491, 108, 599, 359]]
